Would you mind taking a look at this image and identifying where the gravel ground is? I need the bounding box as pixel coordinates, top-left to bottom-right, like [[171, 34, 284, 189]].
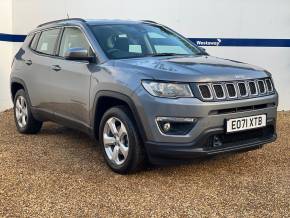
[[0, 110, 289, 217]]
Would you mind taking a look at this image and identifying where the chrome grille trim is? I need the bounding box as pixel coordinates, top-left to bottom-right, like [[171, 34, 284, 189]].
[[197, 84, 213, 100], [237, 82, 248, 97], [248, 81, 258, 96], [212, 84, 226, 99], [258, 80, 267, 94], [265, 78, 274, 92], [196, 78, 275, 101], [225, 83, 237, 98]]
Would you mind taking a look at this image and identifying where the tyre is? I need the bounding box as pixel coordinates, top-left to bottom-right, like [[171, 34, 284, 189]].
[[99, 106, 145, 174], [13, 89, 43, 134]]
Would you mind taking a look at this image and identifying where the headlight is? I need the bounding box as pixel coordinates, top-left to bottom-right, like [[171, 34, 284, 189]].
[[142, 80, 193, 98]]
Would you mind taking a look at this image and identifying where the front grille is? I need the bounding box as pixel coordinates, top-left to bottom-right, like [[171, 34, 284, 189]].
[[196, 77, 275, 101]]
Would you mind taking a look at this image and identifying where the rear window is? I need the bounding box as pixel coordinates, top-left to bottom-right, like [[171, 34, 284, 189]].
[[36, 28, 60, 55], [30, 32, 41, 50]]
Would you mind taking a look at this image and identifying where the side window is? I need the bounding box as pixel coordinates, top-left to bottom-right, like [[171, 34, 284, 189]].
[[59, 27, 93, 57], [30, 32, 40, 50], [36, 28, 60, 55]]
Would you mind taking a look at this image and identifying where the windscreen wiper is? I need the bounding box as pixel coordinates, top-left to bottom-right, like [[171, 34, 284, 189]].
[[148, 53, 185, 57]]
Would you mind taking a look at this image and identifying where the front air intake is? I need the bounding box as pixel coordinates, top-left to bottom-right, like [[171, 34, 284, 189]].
[[226, 83, 237, 98], [198, 84, 212, 99], [213, 84, 225, 99], [258, 80, 266, 94], [237, 82, 248, 97]]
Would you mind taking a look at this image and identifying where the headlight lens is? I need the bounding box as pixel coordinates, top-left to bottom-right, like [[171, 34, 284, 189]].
[[142, 80, 193, 98]]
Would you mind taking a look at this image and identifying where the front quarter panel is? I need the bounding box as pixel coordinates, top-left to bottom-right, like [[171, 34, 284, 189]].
[[89, 60, 153, 124]]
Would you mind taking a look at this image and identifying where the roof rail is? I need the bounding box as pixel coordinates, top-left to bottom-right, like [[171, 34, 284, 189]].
[[141, 20, 158, 24], [37, 18, 86, 27]]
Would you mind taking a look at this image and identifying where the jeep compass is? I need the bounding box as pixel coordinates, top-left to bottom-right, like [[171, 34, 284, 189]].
[[10, 19, 278, 173]]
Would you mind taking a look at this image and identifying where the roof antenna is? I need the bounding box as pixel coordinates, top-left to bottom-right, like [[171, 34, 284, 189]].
[[66, 13, 70, 19]]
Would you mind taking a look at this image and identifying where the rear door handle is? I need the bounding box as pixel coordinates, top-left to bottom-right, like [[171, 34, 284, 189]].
[[24, 59, 32, 65], [51, 65, 62, 71]]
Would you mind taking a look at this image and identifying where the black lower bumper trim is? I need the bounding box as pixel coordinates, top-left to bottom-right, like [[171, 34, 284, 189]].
[[145, 126, 276, 164]]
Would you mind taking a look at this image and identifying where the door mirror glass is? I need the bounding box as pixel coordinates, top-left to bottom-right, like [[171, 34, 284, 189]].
[[64, 47, 93, 62]]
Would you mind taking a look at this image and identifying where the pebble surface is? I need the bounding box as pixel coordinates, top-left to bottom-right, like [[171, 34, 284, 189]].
[[0, 110, 289, 217]]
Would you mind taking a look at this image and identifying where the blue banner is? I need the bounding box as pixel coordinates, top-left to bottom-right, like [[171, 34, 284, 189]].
[[1, 33, 290, 47], [0, 33, 26, 42], [189, 38, 290, 47]]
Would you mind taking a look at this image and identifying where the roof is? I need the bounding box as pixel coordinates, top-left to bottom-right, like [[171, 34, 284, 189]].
[[37, 18, 157, 28]]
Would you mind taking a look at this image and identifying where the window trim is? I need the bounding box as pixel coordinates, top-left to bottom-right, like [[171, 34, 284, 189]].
[[35, 28, 62, 56], [29, 32, 41, 51], [29, 25, 99, 63], [56, 26, 96, 61], [29, 27, 62, 58]]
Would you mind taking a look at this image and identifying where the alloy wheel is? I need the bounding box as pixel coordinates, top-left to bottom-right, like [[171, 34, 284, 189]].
[[103, 117, 129, 165], [15, 96, 28, 128]]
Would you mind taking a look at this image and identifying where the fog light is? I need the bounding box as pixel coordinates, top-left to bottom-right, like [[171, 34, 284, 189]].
[[156, 117, 197, 135], [163, 122, 171, 132]]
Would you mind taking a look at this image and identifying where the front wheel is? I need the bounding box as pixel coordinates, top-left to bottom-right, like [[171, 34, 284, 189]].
[[13, 89, 42, 134], [99, 106, 145, 174]]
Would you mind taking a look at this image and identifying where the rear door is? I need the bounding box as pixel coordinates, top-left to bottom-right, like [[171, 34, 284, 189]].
[[25, 28, 61, 110]]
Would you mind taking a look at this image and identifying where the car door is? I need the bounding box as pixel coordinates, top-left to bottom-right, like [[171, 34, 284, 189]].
[[45, 26, 94, 127], [24, 28, 62, 110]]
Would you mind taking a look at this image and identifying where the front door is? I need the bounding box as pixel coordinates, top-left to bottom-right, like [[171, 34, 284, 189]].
[[45, 27, 94, 126]]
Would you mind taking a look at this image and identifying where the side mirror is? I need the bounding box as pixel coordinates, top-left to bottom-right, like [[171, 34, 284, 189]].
[[64, 47, 94, 62], [199, 47, 209, 55]]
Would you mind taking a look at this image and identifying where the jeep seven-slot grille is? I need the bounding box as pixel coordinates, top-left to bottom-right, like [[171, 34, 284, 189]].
[[196, 78, 274, 101]]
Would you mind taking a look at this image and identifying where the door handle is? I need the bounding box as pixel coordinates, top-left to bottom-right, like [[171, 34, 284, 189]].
[[51, 65, 62, 71], [24, 59, 32, 65]]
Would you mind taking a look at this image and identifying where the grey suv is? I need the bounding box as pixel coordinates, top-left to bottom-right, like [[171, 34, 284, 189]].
[[11, 19, 278, 173]]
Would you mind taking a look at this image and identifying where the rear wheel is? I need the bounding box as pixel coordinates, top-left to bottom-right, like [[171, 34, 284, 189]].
[[99, 106, 145, 174], [13, 89, 42, 134]]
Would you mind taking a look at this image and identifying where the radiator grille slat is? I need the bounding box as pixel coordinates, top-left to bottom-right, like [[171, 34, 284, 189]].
[[248, 81, 258, 95], [238, 82, 247, 96], [213, 84, 225, 99], [226, 83, 237, 98], [198, 84, 212, 99], [258, 80, 266, 94]]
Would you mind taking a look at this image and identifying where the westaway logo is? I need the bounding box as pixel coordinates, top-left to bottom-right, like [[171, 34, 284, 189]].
[[196, 38, 222, 46]]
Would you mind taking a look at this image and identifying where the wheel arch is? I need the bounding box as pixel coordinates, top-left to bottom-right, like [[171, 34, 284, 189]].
[[92, 91, 147, 142], [10, 77, 32, 106]]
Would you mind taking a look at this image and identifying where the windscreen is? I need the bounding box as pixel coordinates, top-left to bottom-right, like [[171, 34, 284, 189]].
[[90, 23, 202, 59]]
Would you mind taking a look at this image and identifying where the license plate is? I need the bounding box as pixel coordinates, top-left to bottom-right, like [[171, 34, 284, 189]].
[[226, 114, 267, 133]]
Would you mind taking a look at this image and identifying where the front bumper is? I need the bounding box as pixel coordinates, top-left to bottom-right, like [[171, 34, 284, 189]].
[[145, 123, 276, 164], [132, 87, 278, 162]]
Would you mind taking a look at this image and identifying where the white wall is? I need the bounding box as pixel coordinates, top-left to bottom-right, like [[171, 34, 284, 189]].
[[0, 0, 13, 111], [1, 0, 289, 111]]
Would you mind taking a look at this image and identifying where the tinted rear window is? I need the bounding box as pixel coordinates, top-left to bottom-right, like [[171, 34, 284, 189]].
[[36, 29, 60, 55]]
